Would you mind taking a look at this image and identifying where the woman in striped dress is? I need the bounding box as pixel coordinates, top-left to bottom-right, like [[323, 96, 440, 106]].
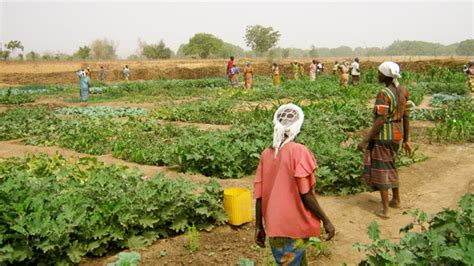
[[358, 61, 414, 219]]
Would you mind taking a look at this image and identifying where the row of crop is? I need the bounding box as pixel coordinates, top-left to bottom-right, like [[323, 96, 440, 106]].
[[355, 193, 473, 265], [0, 153, 227, 264], [0, 105, 371, 194], [410, 98, 473, 143]]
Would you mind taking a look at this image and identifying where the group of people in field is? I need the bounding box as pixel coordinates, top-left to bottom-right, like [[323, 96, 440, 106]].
[[72, 58, 473, 265], [334, 57, 361, 86], [255, 61, 415, 265], [225, 56, 361, 90], [75, 65, 130, 101]]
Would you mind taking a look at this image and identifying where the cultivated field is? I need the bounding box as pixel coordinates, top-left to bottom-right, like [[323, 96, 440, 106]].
[[0, 56, 468, 86], [0, 62, 472, 265]]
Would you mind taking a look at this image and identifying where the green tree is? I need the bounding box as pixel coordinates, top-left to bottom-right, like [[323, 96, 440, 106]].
[[183, 33, 224, 59], [219, 42, 245, 58], [456, 39, 474, 56], [244, 25, 280, 56], [0, 49, 10, 61], [1, 40, 24, 60], [90, 39, 117, 60], [26, 51, 40, 61], [282, 48, 290, 59], [74, 45, 91, 60], [309, 45, 318, 58], [139, 40, 173, 59], [330, 46, 353, 57]]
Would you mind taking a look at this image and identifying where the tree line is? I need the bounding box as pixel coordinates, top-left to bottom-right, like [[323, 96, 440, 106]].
[[1, 25, 473, 61]]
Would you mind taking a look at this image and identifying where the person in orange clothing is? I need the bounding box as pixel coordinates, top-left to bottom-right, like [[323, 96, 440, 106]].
[[254, 104, 335, 265]]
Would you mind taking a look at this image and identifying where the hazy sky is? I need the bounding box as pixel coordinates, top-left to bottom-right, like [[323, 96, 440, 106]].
[[1, 1, 473, 57]]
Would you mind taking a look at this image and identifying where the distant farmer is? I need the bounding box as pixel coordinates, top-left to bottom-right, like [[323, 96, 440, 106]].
[[299, 63, 305, 78], [316, 61, 324, 74], [339, 60, 350, 86], [358, 61, 415, 219], [351, 57, 361, 85], [332, 61, 339, 75], [292, 61, 300, 80], [272, 63, 281, 86], [99, 65, 106, 81], [309, 60, 317, 81], [123, 65, 130, 83], [254, 103, 335, 265], [230, 64, 240, 87], [464, 60, 474, 92], [76, 68, 90, 102], [243, 62, 254, 89], [227, 56, 234, 81]]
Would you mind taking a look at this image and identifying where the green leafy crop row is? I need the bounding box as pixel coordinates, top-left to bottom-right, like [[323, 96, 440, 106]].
[[354, 193, 473, 265], [0, 154, 227, 264]]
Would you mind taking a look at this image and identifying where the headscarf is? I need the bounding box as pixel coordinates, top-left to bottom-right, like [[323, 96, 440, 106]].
[[378, 61, 401, 87], [272, 104, 304, 158]]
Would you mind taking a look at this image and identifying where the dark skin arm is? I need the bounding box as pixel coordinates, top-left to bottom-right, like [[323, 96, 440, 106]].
[[255, 189, 336, 247], [358, 115, 386, 152], [403, 111, 412, 155], [301, 192, 335, 240], [255, 198, 266, 247]]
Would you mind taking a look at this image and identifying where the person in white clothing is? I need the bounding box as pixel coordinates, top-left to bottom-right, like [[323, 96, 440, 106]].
[[351, 57, 361, 85]]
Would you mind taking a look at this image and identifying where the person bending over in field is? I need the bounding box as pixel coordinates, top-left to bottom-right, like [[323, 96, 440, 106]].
[[358, 61, 415, 219], [254, 104, 335, 265], [76, 68, 90, 102]]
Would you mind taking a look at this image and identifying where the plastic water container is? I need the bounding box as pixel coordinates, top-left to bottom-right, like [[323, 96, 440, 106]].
[[223, 188, 252, 226]]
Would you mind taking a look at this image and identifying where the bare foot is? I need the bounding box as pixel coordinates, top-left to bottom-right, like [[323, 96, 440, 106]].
[[389, 200, 401, 209], [374, 209, 389, 219]]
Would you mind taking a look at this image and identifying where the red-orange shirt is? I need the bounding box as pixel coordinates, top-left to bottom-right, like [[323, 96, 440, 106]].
[[253, 142, 321, 238]]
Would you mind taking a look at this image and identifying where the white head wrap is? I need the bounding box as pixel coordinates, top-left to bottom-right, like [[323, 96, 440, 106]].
[[378, 61, 401, 87], [272, 104, 304, 158]]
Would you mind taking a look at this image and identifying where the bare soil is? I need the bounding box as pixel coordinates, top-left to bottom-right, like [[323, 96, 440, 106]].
[[1, 139, 472, 266]]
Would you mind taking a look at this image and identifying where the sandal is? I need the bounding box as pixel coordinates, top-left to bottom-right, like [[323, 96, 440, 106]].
[[374, 209, 389, 219]]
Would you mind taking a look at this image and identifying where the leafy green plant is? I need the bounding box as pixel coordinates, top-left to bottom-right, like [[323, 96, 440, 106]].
[[0, 89, 35, 104], [107, 251, 141, 266], [353, 193, 474, 265], [186, 224, 200, 253], [0, 153, 227, 264], [56, 106, 147, 117]]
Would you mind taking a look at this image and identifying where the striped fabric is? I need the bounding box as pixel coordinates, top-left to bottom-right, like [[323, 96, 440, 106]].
[[373, 86, 410, 141], [363, 140, 401, 190], [469, 74, 474, 92]]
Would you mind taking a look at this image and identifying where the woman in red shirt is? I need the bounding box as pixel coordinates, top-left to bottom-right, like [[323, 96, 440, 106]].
[[254, 104, 335, 265]]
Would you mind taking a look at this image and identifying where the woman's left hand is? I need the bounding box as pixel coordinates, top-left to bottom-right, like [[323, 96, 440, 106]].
[[357, 140, 368, 153]]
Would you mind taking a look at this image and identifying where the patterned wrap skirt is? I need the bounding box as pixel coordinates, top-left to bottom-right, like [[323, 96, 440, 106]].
[[273, 74, 281, 86], [269, 237, 309, 266], [363, 140, 401, 190], [468, 74, 474, 92]]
